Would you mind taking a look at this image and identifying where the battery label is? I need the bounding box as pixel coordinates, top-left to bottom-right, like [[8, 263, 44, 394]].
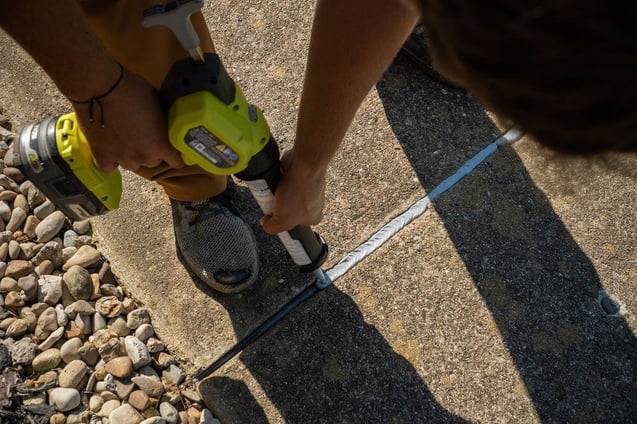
[[185, 126, 239, 168]]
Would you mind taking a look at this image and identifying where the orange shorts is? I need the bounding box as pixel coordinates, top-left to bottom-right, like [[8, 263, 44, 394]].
[[79, 0, 226, 201]]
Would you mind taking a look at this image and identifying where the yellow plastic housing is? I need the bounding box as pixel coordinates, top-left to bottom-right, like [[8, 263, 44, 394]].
[[167, 87, 271, 175], [55, 113, 122, 211]]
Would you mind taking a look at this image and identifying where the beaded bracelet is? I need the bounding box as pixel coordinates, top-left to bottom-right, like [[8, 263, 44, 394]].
[[69, 63, 125, 128]]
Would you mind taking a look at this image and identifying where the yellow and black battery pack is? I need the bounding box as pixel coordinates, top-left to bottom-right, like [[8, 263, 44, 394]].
[[13, 113, 122, 221]]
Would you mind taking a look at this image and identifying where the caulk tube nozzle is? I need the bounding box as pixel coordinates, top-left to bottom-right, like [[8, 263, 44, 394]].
[[236, 138, 328, 272]]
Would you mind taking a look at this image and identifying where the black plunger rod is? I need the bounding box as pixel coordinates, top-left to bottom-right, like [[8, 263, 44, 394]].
[[194, 280, 323, 380]]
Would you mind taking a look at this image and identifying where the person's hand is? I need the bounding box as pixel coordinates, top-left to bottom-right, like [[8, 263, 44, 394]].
[[260, 149, 327, 234], [72, 69, 184, 173]]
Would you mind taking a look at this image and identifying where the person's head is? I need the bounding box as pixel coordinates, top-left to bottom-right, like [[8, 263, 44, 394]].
[[419, 0, 637, 154]]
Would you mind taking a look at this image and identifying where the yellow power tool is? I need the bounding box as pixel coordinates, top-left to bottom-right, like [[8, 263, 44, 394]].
[[13, 0, 327, 273]]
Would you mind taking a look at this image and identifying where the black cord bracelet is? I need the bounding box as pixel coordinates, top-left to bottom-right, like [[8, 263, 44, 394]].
[[69, 63, 126, 128]]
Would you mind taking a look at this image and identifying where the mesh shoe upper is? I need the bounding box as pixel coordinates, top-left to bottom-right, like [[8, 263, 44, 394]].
[[170, 191, 259, 293]]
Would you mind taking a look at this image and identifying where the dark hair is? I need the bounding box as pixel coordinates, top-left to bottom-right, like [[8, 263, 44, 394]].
[[419, 0, 637, 154]]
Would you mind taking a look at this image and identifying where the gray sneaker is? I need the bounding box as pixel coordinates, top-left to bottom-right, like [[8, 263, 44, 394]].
[[170, 189, 259, 293]]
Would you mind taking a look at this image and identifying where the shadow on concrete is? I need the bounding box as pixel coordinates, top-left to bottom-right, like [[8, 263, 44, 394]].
[[192, 186, 468, 423], [375, 55, 637, 422]]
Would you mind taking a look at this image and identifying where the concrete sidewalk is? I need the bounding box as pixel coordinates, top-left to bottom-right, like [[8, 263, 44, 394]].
[[1, 2, 636, 422]]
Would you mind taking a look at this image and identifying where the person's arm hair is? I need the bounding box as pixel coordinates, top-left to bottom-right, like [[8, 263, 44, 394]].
[[0, 0, 121, 100], [0, 0, 184, 172], [261, 0, 422, 234]]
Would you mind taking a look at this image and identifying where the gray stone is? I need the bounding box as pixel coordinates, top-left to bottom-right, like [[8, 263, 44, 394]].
[[138, 365, 160, 380], [159, 402, 179, 424], [64, 230, 78, 248], [162, 365, 185, 386], [38, 275, 63, 305], [32, 241, 63, 267], [108, 316, 129, 337], [134, 323, 154, 342], [35, 211, 66, 243], [63, 265, 92, 301], [126, 308, 151, 330], [100, 284, 122, 299], [27, 184, 46, 208], [33, 199, 56, 220], [125, 335, 151, 369], [48, 387, 81, 412], [17, 275, 38, 301], [200, 409, 219, 424], [93, 312, 107, 332], [146, 337, 165, 353], [9, 337, 35, 365], [72, 220, 91, 235]]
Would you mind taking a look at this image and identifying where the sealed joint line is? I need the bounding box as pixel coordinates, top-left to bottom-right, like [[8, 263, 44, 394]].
[[326, 128, 523, 283], [193, 128, 523, 379]]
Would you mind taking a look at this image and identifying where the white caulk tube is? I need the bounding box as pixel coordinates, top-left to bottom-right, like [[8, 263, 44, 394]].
[[235, 138, 329, 274]]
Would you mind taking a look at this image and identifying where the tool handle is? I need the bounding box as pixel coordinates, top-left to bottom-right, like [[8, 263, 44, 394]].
[[142, 0, 205, 61], [235, 138, 328, 273]]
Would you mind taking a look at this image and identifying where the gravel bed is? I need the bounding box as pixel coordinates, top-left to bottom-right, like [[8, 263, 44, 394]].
[[0, 118, 221, 423]]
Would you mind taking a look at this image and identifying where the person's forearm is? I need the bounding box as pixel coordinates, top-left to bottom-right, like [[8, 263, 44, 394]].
[[0, 0, 121, 100], [293, 0, 422, 175]]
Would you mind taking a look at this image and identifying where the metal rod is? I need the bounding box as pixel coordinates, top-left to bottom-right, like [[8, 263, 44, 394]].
[[194, 277, 327, 381]]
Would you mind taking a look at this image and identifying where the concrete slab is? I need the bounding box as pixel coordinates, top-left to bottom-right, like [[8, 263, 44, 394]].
[[1, 2, 635, 423]]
